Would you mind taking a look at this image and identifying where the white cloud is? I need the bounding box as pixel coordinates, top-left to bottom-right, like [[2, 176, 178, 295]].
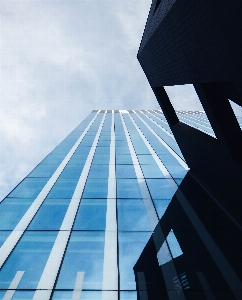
[[0, 0, 159, 200]]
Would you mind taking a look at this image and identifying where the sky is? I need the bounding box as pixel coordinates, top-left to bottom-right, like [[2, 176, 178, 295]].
[[0, 0, 241, 200]]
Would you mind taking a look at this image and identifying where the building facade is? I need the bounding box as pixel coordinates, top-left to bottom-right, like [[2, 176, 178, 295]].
[[136, 1, 242, 299], [0, 109, 193, 300]]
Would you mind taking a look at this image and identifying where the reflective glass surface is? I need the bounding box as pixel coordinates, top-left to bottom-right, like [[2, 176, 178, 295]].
[[0, 111, 190, 299]]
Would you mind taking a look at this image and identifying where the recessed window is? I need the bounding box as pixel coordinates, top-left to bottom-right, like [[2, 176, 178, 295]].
[[164, 84, 216, 137], [229, 99, 242, 130]]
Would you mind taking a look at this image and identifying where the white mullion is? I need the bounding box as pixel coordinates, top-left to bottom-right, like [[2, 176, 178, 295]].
[[141, 110, 175, 139], [0, 111, 100, 269], [120, 113, 159, 231], [129, 113, 242, 299], [120, 112, 186, 300], [102, 110, 118, 300], [33, 112, 107, 300], [132, 110, 189, 170]]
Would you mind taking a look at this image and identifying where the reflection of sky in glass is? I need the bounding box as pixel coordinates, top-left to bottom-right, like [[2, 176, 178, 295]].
[[0, 110, 191, 298], [118, 232, 151, 290], [0, 231, 57, 289], [157, 230, 183, 266], [0, 198, 33, 230], [118, 200, 150, 231], [73, 199, 107, 230], [52, 291, 101, 300], [56, 231, 105, 290]]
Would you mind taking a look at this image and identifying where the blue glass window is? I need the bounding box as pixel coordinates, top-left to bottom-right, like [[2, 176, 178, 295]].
[[158, 154, 188, 178], [146, 179, 175, 199], [0, 291, 35, 299], [28, 163, 58, 178], [0, 231, 57, 289], [0, 198, 33, 230], [118, 200, 150, 231], [116, 165, 136, 178], [118, 232, 151, 290], [117, 179, 142, 198], [153, 200, 171, 219], [52, 291, 101, 300], [58, 165, 85, 179], [140, 164, 165, 179], [88, 165, 109, 178], [55, 231, 105, 290], [47, 179, 79, 198], [0, 231, 11, 247], [8, 178, 48, 198], [115, 155, 133, 164], [120, 291, 137, 300], [28, 199, 71, 230], [82, 179, 108, 198], [73, 199, 107, 230], [92, 154, 110, 164]]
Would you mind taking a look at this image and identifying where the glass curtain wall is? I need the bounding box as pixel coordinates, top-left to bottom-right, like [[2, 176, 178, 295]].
[[0, 110, 194, 300]]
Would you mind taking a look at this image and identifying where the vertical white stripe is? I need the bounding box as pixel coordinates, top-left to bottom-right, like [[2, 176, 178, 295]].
[[33, 112, 107, 300], [72, 272, 85, 300], [132, 110, 189, 170], [2, 271, 24, 300], [102, 111, 118, 300], [120, 113, 159, 231], [128, 112, 242, 299], [142, 110, 175, 139], [0, 111, 100, 269], [121, 112, 186, 299]]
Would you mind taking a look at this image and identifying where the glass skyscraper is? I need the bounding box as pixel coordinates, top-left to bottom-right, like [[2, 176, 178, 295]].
[[0, 110, 218, 300]]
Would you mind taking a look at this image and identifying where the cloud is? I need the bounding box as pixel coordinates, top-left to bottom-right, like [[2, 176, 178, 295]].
[[0, 0, 159, 199]]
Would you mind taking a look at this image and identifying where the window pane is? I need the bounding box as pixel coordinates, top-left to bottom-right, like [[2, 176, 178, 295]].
[[0, 231, 57, 289], [28, 199, 71, 230], [73, 199, 107, 230], [56, 231, 105, 290], [82, 179, 108, 198], [117, 179, 142, 199], [0, 198, 33, 230], [118, 232, 151, 290], [118, 200, 150, 231], [8, 178, 48, 198]]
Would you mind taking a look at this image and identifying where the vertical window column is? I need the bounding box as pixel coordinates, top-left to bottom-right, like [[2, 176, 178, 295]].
[[102, 110, 118, 300], [0, 111, 100, 269], [33, 112, 107, 300]]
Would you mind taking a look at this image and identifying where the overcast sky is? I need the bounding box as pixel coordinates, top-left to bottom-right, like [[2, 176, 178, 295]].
[[0, 0, 241, 200]]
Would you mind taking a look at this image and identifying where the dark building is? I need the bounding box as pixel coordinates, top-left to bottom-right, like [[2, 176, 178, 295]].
[[135, 1, 242, 299]]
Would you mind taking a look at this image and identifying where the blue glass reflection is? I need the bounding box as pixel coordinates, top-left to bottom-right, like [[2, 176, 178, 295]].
[[56, 231, 104, 290], [118, 232, 151, 290], [52, 291, 101, 300], [47, 179, 79, 198], [146, 179, 175, 199], [0, 231, 57, 289], [118, 200, 150, 231], [116, 165, 136, 178], [73, 199, 107, 230], [117, 179, 142, 198], [153, 200, 171, 219], [120, 291, 137, 300], [8, 178, 48, 198], [0, 198, 33, 230], [0, 231, 11, 247], [82, 179, 108, 198], [0, 291, 35, 299], [28, 199, 71, 230]]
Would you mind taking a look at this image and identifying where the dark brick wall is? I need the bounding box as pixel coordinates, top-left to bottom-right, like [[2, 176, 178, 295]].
[[138, 0, 242, 86]]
